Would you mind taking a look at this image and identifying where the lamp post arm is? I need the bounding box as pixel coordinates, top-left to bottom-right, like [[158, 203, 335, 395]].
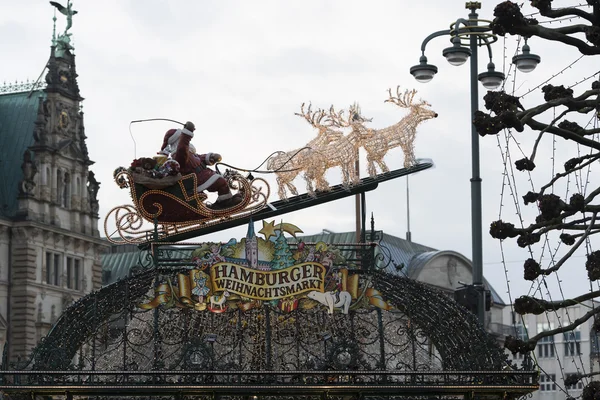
[[480, 36, 495, 62], [419, 29, 452, 54], [452, 17, 472, 33]]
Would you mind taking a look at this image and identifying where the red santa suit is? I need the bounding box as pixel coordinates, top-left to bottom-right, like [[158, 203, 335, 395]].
[[160, 127, 233, 204]]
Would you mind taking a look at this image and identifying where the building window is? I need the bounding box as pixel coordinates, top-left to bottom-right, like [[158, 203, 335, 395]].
[[62, 172, 71, 208], [565, 373, 584, 390], [564, 331, 581, 357], [66, 256, 82, 290], [538, 335, 555, 358], [540, 374, 556, 391], [45, 251, 62, 286], [57, 169, 63, 206], [591, 329, 600, 356]]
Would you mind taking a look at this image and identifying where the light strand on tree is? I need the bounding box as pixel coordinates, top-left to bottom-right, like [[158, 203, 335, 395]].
[[523, 2, 592, 18], [568, 70, 600, 89], [519, 55, 585, 99]]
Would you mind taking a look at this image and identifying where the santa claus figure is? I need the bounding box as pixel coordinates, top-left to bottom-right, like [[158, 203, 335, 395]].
[[159, 121, 242, 209]]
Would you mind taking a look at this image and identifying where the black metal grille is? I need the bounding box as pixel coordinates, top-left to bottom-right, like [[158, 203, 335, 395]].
[[0, 241, 537, 399]]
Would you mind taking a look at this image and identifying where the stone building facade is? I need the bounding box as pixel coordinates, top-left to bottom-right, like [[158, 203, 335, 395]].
[[0, 36, 109, 363], [504, 302, 600, 400]]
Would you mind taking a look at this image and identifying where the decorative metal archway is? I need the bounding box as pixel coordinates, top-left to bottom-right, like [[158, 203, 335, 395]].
[[0, 241, 537, 400]]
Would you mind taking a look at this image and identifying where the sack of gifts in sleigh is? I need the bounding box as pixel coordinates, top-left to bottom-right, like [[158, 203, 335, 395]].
[[105, 156, 270, 244]]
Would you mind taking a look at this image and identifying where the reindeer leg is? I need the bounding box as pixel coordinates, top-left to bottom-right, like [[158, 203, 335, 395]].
[[350, 161, 360, 185], [288, 182, 299, 196], [303, 173, 317, 198], [366, 155, 378, 177], [379, 159, 390, 173], [276, 177, 287, 200], [340, 164, 351, 188], [402, 144, 416, 168], [316, 175, 330, 192]]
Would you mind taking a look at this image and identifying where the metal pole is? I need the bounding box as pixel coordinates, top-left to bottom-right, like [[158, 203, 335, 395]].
[[406, 176, 412, 242], [468, 5, 485, 324], [355, 154, 361, 243]]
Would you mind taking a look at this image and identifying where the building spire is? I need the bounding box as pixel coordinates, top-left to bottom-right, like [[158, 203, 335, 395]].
[[246, 218, 255, 238], [52, 11, 57, 46]]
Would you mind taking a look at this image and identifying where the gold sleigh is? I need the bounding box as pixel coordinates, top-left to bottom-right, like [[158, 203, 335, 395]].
[[104, 167, 270, 245]]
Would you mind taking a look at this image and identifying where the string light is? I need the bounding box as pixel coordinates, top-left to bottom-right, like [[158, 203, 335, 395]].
[[271, 89, 436, 199], [493, 14, 600, 391], [519, 55, 585, 99]]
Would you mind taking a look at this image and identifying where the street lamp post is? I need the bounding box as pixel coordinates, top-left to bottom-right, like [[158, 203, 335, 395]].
[[410, 2, 540, 324]]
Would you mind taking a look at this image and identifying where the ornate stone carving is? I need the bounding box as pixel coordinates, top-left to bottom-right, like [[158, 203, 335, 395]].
[[43, 230, 53, 245], [87, 171, 100, 215], [40, 186, 51, 201], [62, 294, 73, 310], [19, 149, 38, 196], [30, 228, 40, 242], [71, 195, 81, 210], [50, 305, 57, 323], [78, 111, 90, 159], [33, 97, 49, 145], [12, 227, 28, 244]]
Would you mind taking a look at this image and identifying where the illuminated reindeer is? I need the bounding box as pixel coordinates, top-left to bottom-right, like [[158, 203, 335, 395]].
[[267, 103, 343, 200], [363, 87, 437, 175], [303, 104, 375, 195]]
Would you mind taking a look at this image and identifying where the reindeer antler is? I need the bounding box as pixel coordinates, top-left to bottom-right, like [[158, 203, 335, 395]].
[[325, 105, 350, 128], [349, 102, 372, 123], [403, 88, 417, 106], [295, 103, 329, 127], [385, 86, 418, 108]]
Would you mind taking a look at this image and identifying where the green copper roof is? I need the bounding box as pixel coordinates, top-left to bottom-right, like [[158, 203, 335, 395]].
[[296, 231, 435, 275], [0, 89, 45, 218]]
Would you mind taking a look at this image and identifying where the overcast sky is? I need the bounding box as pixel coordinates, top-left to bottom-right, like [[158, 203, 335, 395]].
[[2, 0, 598, 303]]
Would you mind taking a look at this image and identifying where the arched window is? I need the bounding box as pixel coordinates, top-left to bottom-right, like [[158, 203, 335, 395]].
[[63, 172, 71, 208], [56, 169, 63, 206], [43, 166, 50, 186], [76, 176, 81, 198]]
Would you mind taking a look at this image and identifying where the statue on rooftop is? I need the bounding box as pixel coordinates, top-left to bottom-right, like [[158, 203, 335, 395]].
[[50, 0, 77, 53], [50, 1, 77, 35]]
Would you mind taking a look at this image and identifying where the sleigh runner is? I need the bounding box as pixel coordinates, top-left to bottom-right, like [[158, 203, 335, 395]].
[[104, 167, 270, 244]]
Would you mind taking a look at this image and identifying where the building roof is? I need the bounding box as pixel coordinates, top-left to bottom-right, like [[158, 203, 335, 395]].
[[103, 249, 147, 284], [0, 89, 46, 218]]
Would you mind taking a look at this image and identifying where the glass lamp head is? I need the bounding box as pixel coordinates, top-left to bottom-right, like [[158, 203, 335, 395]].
[[478, 62, 505, 90], [442, 37, 471, 66], [512, 43, 541, 73], [410, 55, 438, 83]]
